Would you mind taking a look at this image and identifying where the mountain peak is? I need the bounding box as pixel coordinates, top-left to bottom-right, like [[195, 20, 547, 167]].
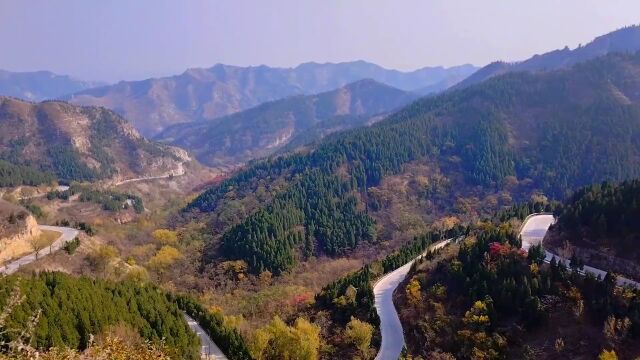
[[457, 24, 640, 88]]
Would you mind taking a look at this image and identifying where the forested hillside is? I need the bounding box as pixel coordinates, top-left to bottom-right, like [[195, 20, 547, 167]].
[[186, 51, 640, 275], [456, 24, 640, 88], [548, 180, 640, 280], [396, 210, 640, 359], [0, 97, 189, 185], [157, 79, 417, 168], [0, 272, 199, 359]]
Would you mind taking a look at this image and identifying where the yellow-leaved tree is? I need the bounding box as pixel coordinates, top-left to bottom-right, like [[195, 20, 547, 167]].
[[598, 349, 618, 360], [151, 229, 178, 246], [249, 316, 320, 360], [344, 317, 374, 358], [405, 277, 422, 306], [147, 246, 183, 272]]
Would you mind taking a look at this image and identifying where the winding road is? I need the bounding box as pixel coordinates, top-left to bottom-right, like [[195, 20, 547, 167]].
[[0, 225, 79, 275], [183, 313, 229, 360], [373, 213, 640, 360], [0, 225, 229, 359], [374, 239, 452, 360], [520, 214, 639, 288]]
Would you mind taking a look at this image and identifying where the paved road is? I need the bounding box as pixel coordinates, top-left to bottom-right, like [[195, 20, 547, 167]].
[[115, 169, 185, 186], [374, 239, 452, 360], [0, 225, 79, 275], [520, 214, 639, 288], [183, 313, 229, 360]]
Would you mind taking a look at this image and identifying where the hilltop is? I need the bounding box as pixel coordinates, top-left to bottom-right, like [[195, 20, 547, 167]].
[[0, 97, 189, 185], [68, 61, 475, 136], [156, 79, 418, 167]]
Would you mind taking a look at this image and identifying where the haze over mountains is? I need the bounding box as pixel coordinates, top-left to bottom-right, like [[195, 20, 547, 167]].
[[3, 7, 640, 359], [0, 96, 189, 183], [157, 79, 418, 167], [456, 24, 640, 88], [0, 70, 104, 101], [67, 61, 476, 136]]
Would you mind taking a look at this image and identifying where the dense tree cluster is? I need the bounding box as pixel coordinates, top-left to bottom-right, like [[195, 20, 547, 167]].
[[494, 199, 558, 223], [315, 264, 378, 327], [48, 184, 144, 213], [0, 273, 199, 359], [0, 160, 56, 187], [555, 180, 640, 258], [401, 210, 640, 359], [380, 225, 466, 273], [187, 52, 640, 276], [47, 145, 98, 182], [78, 188, 144, 213], [172, 294, 252, 360], [220, 170, 375, 274]]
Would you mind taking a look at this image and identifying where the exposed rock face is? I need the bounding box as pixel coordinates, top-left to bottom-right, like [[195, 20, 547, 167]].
[[0, 96, 190, 183], [0, 200, 41, 264]]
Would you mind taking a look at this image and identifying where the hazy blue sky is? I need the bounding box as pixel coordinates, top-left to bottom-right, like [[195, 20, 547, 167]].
[[1, 0, 639, 82]]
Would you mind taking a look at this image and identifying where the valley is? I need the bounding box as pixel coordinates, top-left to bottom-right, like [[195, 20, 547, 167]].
[[2, 14, 640, 360]]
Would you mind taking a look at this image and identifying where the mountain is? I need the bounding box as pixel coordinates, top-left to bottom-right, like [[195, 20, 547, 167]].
[[68, 62, 476, 136], [456, 25, 640, 88], [0, 70, 104, 101], [0, 97, 189, 184], [156, 79, 418, 168], [185, 51, 640, 276]]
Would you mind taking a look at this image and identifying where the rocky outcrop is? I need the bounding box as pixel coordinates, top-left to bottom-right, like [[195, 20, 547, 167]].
[[0, 201, 41, 264], [0, 96, 191, 183]]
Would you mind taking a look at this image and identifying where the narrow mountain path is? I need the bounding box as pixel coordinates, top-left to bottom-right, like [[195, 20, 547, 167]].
[[373, 239, 452, 360], [183, 313, 229, 360], [0, 225, 79, 275], [114, 171, 185, 186], [520, 214, 639, 288]]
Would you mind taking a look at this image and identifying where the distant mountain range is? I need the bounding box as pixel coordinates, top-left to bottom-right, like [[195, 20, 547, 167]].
[[456, 25, 640, 88], [0, 97, 189, 183], [156, 79, 417, 168], [67, 61, 476, 136], [0, 70, 104, 101]]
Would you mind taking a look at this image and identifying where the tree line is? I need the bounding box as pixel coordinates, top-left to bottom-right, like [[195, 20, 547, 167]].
[[0, 272, 199, 359], [171, 294, 252, 360], [554, 179, 640, 259], [218, 170, 375, 275]]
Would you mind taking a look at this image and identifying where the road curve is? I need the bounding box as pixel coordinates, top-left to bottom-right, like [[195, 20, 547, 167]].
[[520, 214, 639, 288], [374, 239, 451, 360], [183, 313, 229, 360], [0, 225, 79, 275]]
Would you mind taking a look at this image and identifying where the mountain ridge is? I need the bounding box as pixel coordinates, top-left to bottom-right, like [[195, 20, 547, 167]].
[[68, 61, 476, 136], [0, 69, 104, 102], [156, 78, 418, 168], [455, 24, 640, 88], [0, 96, 189, 184]]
